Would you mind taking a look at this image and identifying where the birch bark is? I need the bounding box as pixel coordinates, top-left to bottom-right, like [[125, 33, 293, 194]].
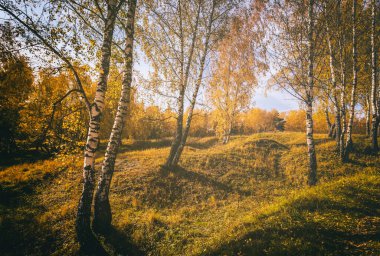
[[370, 0, 378, 151], [306, 0, 317, 186], [338, 0, 347, 161], [344, 0, 357, 160], [366, 97, 371, 137], [166, 0, 201, 167], [325, 12, 341, 150], [171, 0, 216, 166], [76, 0, 122, 246], [93, 0, 137, 233]]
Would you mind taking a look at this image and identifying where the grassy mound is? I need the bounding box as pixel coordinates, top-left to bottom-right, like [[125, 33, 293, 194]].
[[0, 133, 379, 255], [207, 171, 380, 255]]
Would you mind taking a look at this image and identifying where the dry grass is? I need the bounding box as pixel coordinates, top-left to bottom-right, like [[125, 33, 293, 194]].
[[0, 132, 379, 255]]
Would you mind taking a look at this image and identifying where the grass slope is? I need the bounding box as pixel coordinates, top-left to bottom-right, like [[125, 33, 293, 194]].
[[0, 132, 379, 255]]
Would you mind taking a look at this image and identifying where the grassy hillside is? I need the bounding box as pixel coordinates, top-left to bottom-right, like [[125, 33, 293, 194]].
[[0, 132, 379, 255]]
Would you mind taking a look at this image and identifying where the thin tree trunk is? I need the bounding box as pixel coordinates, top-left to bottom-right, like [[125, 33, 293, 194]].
[[370, 0, 378, 151], [340, 86, 347, 159], [325, 10, 341, 150], [325, 107, 333, 137], [335, 108, 341, 144], [332, 123, 337, 139], [166, 0, 201, 168], [344, 0, 357, 160], [306, 0, 317, 186], [224, 121, 233, 144], [93, 0, 137, 233], [76, 0, 121, 248], [338, 0, 347, 161], [366, 96, 371, 137], [306, 102, 317, 186], [171, 0, 216, 166]]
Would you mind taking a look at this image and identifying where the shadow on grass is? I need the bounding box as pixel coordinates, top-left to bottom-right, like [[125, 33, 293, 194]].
[[0, 150, 51, 170], [78, 232, 109, 256], [292, 137, 333, 147], [98, 139, 172, 153], [187, 138, 219, 149], [99, 137, 220, 153], [76, 227, 144, 256], [99, 226, 144, 256], [204, 179, 380, 256], [161, 166, 251, 197], [243, 139, 290, 151]]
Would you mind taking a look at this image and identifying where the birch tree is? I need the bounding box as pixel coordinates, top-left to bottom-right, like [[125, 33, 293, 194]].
[[370, 0, 378, 151], [76, 0, 125, 249], [323, 0, 341, 150], [208, 16, 260, 144], [0, 0, 125, 248], [305, 0, 317, 185], [338, 0, 348, 161], [343, 0, 357, 161], [171, 0, 216, 164], [93, 0, 137, 233], [140, 0, 235, 168], [267, 0, 320, 185]]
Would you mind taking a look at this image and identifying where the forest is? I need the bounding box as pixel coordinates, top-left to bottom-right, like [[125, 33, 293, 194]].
[[0, 0, 379, 255]]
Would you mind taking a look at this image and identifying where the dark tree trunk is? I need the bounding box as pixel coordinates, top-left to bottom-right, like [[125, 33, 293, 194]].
[[325, 107, 333, 138]]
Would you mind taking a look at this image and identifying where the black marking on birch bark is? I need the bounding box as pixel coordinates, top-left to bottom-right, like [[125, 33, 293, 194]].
[[93, 0, 136, 234], [77, 0, 121, 246]]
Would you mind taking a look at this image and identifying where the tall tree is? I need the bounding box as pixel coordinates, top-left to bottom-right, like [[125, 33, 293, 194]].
[[171, 0, 216, 164], [163, 0, 203, 168], [171, 1, 267, 164], [140, 0, 235, 168], [268, 0, 319, 185], [208, 17, 259, 144], [93, 0, 137, 233], [338, 0, 348, 162], [344, 0, 357, 161], [370, 0, 378, 151], [324, 0, 341, 151], [305, 0, 317, 185], [76, 0, 124, 249]]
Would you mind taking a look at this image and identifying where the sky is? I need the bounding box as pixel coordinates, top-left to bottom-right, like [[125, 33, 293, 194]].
[[134, 49, 300, 113], [0, 5, 301, 113], [254, 86, 299, 112]]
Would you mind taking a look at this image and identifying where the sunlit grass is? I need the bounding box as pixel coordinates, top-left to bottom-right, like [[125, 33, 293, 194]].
[[0, 133, 379, 255]]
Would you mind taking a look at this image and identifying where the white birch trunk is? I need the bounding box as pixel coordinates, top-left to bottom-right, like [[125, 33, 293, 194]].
[[370, 0, 378, 151], [171, 0, 216, 166], [93, 0, 137, 233], [306, 0, 317, 186], [338, 0, 347, 161], [366, 97, 371, 137], [166, 0, 201, 168], [344, 0, 357, 160], [325, 14, 341, 150], [76, 0, 121, 247]]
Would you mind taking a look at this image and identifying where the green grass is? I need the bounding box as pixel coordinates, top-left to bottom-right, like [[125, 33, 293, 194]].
[[0, 132, 379, 255]]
